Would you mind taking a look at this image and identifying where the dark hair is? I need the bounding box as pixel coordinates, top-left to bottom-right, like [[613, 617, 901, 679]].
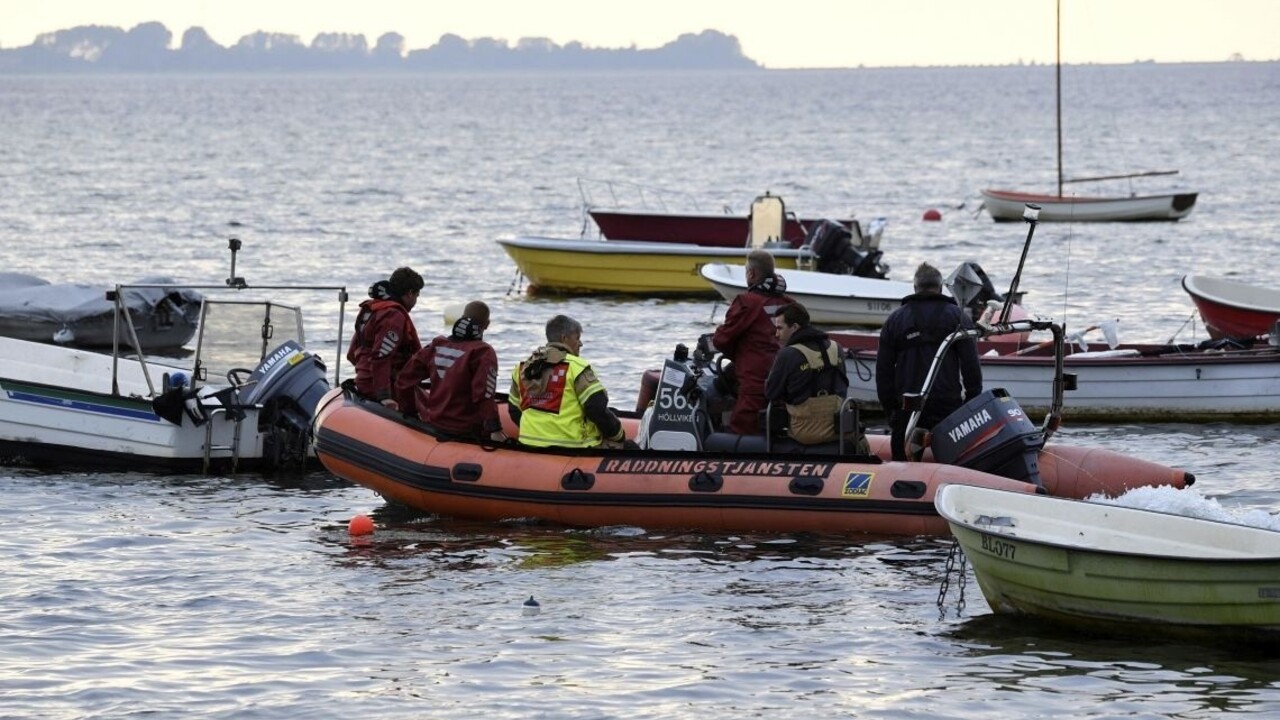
[[545, 314, 582, 343], [388, 267, 424, 298], [778, 302, 810, 328], [913, 262, 943, 292]]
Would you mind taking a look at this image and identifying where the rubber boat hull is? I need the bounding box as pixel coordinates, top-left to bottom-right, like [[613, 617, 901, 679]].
[[980, 189, 1197, 222], [313, 388, 1191, 535]]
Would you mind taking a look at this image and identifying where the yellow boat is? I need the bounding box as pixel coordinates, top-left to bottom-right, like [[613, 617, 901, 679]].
[[497, 235, 810, 296]]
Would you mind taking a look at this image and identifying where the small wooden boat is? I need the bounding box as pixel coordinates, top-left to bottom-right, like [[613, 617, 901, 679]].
[[701, 262, 912, 327], [837, 331, 1280, 423], [1182, 274, 1280, 340], [496, 235, 811, 296], [936, 484, 1280, 637], [980, 188, 1198, 223], [0, 271, 203, 351], [313, 386, 1189, 536], [980, 2, 1197, 223]]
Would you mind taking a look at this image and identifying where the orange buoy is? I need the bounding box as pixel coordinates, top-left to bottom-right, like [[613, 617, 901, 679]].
[[922, 208, 942, 221], [348, 514, 375, 536]]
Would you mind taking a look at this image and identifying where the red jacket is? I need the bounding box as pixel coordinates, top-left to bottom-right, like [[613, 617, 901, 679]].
[[347, 299, 421, 402], [713, 284, 794, 434], [396, 335, 500, 436]]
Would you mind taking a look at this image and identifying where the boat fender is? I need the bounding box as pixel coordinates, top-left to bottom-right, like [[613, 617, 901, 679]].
[[561, 468, 595, 491], [452, 463, 483, 482], [789, 476, 824, 496], [890, 480, 928, 499], [689, 470, 723, 493]]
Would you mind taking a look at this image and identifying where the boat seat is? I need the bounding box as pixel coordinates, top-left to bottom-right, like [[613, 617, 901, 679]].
[[747, 193, 785, 248]]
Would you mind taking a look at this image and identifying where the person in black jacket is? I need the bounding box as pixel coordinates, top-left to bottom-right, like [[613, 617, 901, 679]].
[[876, 262, 982, 460], [765, 302, 864, 449]]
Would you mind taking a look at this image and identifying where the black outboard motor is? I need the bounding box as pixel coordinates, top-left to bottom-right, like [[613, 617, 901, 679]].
[[239, 340, 331, 468], [929, 389, 1045, 488], [805, 219, 888, 279]]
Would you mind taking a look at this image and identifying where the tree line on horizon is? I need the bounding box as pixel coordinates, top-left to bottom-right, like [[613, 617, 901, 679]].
[[0, 22, 762, 73]]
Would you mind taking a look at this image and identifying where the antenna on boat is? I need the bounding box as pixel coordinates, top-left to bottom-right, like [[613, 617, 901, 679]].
[[225, 237, 247, 289], [996, 203, 1040, 325]]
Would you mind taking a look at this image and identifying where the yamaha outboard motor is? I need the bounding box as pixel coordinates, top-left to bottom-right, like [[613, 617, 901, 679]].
[[805, 219, 889, 279], [929, 389, 1045, 488], [239, 340, 331, 468]]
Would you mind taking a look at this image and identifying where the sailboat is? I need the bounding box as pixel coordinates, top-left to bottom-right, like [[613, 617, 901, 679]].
[[980, 0, 1198, 222]]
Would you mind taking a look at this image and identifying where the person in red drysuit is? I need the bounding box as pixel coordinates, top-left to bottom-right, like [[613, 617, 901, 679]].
[[395, 300, 505, 442], [347, 267, 423, 409], [705, 249, 794, 435]]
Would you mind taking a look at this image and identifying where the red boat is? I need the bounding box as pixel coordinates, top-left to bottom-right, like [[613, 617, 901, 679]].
[[589, 207, 857, 248], [1182, 274, 1280, 339]]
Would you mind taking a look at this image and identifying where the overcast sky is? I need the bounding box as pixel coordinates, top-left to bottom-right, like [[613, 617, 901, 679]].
[[3, 0, 1276, 68]]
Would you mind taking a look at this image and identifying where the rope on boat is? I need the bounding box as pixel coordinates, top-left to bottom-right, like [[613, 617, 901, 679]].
[[936, 537, 968, 619]]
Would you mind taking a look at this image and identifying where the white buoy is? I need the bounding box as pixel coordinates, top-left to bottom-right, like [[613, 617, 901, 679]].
[[522, 595, 541, 617]]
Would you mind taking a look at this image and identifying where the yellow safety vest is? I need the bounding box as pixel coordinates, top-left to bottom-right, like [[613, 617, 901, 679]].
[[509, 350, 606, 448]]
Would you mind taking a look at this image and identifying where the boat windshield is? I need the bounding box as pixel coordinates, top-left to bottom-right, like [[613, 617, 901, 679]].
[[192, 299, 305, 386]]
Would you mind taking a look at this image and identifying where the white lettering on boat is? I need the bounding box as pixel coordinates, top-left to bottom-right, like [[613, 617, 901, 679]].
[[947, 408, 993, 444]]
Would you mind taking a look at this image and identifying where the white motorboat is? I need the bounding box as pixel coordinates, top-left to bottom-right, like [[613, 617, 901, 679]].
[[838, 331, 1280, 423], [0, 240, 349, 473], [700, 263, 912, 327]]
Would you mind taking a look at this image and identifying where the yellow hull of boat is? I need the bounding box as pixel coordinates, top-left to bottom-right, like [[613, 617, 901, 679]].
[[499, 238, 802, 295]]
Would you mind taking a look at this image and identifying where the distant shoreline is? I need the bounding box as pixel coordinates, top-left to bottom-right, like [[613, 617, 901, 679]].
[[0, 23, 762, 73]]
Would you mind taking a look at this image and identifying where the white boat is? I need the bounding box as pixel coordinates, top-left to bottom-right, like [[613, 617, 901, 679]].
[[0, 240, 348, 473], [0, 271, 203, 351], [980, 188, 1197, 223], [935, 484, 1280, 637], [979, 1, 1197, 223], [839, 332, 1280, 423], [699, 262, 912, 327]]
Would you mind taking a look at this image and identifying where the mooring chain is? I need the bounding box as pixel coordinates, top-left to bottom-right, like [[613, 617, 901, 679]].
[[506, 269, 525, 297], [936, 537, 968, 618]]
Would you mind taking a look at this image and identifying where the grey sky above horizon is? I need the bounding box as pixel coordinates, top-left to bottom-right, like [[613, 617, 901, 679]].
[[3, 1, 1276, 69]]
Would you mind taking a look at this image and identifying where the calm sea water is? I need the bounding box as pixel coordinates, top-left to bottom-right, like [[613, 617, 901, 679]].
[[2, 64, 1279, 718]]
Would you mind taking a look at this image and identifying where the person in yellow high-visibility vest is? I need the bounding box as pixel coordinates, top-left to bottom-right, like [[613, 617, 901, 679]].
[[508, 314, 626, 449]]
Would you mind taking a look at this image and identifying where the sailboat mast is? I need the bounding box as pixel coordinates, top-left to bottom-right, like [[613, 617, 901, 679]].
[[1056, 0, 1063, 198]]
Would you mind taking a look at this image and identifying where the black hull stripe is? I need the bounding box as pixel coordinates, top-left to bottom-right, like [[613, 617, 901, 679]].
[[316, 427, 938, 517]]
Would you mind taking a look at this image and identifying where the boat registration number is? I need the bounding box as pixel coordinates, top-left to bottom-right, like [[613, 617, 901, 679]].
[[980, 533, 1017, 560]]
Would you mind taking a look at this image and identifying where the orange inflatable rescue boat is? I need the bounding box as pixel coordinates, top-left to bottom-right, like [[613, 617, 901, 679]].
[[313, 372, 1192, 537]]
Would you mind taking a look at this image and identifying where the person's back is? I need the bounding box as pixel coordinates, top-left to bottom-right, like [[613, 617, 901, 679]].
[[396, 301, 503, 442], [709, 249, 794, 435], [508, 314, 625, 449], [348, 267, 424, 409], [876, 263, 982, 459]]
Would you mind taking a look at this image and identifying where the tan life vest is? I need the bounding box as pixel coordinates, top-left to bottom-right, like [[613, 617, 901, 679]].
[[784, 342, 867, 452]]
